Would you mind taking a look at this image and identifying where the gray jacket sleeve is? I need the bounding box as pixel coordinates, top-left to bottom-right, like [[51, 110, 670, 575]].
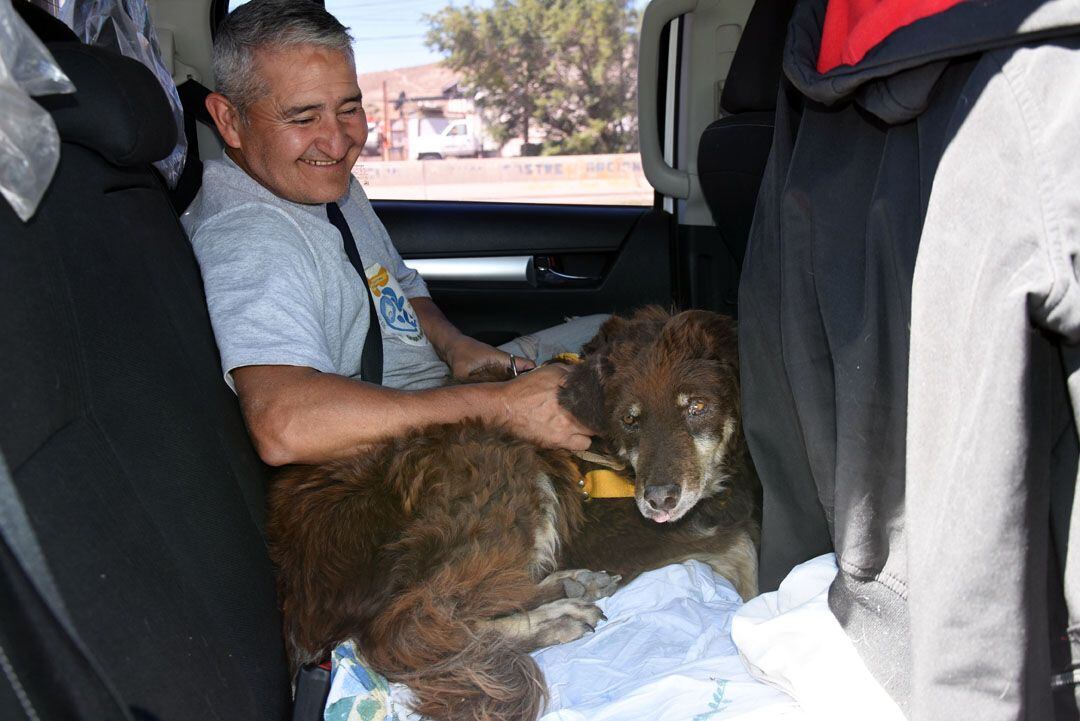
[[907, 40, 1080, 721]]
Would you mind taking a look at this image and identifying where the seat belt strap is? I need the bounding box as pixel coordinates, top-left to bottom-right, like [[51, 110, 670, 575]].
[[327, 201, 384, 385]]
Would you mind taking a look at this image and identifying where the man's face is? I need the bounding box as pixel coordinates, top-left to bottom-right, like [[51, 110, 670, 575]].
[[228, 45, 367, 205]]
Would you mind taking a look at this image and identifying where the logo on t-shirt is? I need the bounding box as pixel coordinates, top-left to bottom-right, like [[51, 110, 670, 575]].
[[365, 263, 426, 346]]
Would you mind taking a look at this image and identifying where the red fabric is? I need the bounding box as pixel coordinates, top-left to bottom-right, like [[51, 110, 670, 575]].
[[817, 0, 968, 73]]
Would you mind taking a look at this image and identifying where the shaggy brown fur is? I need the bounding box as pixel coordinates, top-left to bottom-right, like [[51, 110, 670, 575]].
[[267, 307, 759, 721]]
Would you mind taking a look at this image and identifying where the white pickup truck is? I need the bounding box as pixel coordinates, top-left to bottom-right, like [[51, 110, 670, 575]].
[[410, 118, 483, 160]]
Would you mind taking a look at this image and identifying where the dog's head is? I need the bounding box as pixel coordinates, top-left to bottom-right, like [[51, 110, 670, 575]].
[[560, 307, 743, 523]]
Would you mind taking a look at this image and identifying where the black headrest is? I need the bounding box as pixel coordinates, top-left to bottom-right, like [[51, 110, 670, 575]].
[[34, 43, 177, 167], [720, 0, 799, 114], [13, 0, 79, 43]]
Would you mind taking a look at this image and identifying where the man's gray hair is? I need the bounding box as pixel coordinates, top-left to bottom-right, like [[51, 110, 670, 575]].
[[213, 0, 354, 115]]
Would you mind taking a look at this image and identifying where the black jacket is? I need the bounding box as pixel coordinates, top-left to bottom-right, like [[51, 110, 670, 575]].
[[740, 1, 1080, 718]]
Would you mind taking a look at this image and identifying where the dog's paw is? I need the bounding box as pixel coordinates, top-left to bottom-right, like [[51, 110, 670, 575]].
[[533, 599, 606, 646], [558, 569, 622, 601]]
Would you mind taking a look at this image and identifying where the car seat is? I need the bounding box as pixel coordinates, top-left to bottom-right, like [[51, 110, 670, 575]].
[[0, 10, 292, 720], [697, 0, 797, 269]]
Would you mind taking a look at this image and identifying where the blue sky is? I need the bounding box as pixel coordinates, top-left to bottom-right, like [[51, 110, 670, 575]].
[[324, 0, 470, 72], [328, 0, 649, 73], [230, 0, 646, 74]]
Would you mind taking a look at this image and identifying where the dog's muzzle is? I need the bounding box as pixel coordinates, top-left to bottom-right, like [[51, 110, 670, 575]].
[[642, 484, 682, 522]]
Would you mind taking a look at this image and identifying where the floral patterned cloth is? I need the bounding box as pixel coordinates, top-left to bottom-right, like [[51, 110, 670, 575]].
[[324, 642, 404, 721]]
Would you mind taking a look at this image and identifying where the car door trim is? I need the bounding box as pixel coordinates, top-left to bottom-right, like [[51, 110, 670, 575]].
[[403, 256, 532, 283]]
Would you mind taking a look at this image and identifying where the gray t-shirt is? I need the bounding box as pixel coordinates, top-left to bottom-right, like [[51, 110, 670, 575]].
[[182, 155, 449, 391]]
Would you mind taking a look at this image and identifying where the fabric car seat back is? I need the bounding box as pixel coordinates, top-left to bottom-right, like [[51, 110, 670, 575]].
[[697, 0, 798, 268], [0, 42, 291, 720]]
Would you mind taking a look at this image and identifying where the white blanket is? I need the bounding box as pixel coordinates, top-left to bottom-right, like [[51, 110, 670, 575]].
[[532, 562, 802, 721], [731, 555, 905, 721], [325, 556, 900, 721]]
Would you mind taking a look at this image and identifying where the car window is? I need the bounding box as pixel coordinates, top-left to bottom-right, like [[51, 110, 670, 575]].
[[227, 0, 652, 206]]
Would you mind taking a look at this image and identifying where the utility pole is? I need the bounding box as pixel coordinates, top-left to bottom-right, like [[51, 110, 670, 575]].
[[381, 80, 391, 161], [395, 92, 409, 161]]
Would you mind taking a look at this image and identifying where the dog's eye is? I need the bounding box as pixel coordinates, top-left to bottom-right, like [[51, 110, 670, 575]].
[[621, 411, 639, 427], [687, 399, 708, 416]]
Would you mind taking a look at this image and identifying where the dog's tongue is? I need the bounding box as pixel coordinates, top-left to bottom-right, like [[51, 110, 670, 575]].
[[652, 511, 673, 523]]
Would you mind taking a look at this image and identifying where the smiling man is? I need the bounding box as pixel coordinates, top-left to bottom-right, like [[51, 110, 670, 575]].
[[183, 0, 601, 465]]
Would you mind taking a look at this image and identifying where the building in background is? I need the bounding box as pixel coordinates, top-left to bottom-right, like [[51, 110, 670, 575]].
[[358, 63, 512, 161]]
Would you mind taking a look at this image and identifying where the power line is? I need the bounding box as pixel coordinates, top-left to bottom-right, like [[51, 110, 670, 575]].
[[351, 33, 426, 40], [328, 0, 444, 10], [342, 18, 429, 25]]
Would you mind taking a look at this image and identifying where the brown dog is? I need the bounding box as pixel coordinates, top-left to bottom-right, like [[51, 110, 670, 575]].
[[266, 307, 758, 721]]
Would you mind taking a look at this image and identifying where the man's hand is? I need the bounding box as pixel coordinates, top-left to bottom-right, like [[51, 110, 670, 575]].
[[445, 334, 536, 380], [498, 364, 594, 451], [410, 297, 539, 379]]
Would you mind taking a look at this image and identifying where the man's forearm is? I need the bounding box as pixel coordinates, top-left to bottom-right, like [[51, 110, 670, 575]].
[[410, 297, 464, 362], [235, 364, 504, 465], [410, 296, 527, 378]]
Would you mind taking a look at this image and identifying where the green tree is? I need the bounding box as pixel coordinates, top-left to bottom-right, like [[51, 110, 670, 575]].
[[425, 0, 639, 155]]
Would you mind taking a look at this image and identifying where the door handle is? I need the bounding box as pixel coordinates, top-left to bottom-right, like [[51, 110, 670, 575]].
[[530, 256, 601, 288]]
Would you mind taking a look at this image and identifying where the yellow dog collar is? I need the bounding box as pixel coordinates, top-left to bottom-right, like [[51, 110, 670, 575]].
[[553, 353, 633, 499], [579, 469, 636, 499], [549, 352, 585, 365]]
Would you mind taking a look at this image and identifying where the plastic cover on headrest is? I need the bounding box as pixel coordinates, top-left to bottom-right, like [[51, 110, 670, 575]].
[[63, 0, 186, 188], [0, 0, 75, 222]]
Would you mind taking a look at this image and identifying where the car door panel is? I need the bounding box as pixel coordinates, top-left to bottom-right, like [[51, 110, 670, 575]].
[[375, 200, 673, 345]]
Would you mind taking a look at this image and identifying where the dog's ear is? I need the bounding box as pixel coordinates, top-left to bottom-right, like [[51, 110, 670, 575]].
[[558, 314, 633, 433], [628, 304, 673, 326], [580, 307, 669, 358], [660, 310, 739, 369], [558, 353, 610, 433], [580, 314, 630, 357]]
